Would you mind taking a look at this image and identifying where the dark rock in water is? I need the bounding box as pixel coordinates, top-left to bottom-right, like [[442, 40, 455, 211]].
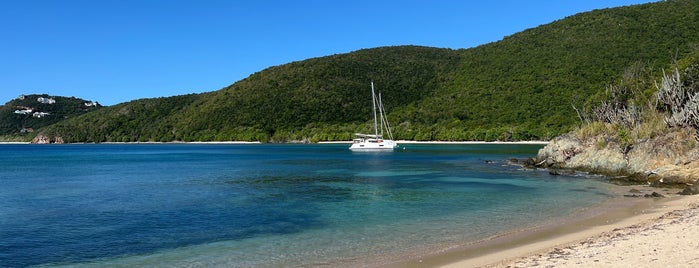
[[485, 160, 495, 164], [523, 158, 537, 167], [680, 180, 699, 195], [607, 175, 648, 186], [629, 188, 642, 193], [644, 192, 665, 198], [547, 168, 577, 176]]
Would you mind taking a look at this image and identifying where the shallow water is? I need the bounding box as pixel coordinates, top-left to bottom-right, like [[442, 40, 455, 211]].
[[0, 144, 613, 267]]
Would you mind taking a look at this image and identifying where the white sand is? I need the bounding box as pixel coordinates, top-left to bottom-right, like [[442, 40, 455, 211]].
[[497, 195, 699, 267], [437, 194, 699, 268]]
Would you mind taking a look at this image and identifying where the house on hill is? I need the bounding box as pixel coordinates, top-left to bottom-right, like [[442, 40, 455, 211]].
[[37, 97, 56, 104], [14, 109, 33, 115], [33, 112, 50, 118]]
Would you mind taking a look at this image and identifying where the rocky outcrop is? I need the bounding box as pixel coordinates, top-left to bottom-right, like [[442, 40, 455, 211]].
[[535, 128, 699, 187], [31, 134, 65, 144], [680, 179, 699, 195]]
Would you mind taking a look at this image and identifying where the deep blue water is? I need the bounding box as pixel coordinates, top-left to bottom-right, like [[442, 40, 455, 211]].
[[0, 144, 613, 267]]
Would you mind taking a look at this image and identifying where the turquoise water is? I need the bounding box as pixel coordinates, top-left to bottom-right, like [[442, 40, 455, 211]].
[[0, 144, 613, 267]]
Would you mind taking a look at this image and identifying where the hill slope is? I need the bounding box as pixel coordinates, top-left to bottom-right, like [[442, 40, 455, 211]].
[[32, 0, 699, 143], [424, 0, 699, 140]]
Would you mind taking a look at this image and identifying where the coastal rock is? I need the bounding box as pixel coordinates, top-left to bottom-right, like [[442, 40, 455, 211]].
[[32, 134, 50, 144], [536, 128, 699, 186], [536, 133, 627, 173], [31, 134, 65, 144], [681, 180, 699, 195]]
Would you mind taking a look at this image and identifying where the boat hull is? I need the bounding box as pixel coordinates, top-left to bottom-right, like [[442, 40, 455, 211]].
[[349, 140, 398, 151]]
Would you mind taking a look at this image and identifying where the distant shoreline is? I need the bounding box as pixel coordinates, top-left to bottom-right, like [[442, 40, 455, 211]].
[[321, 140, 550, 145], [0, 140, 549, 145], [400, 140, 549, 145]]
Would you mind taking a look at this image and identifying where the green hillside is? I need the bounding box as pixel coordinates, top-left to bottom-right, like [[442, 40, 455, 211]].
[[422, 0, 699, 141], [21, 0, 699, 143]]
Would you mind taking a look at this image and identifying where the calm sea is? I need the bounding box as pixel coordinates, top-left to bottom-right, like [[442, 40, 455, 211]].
[[0, 144, 613, 267]]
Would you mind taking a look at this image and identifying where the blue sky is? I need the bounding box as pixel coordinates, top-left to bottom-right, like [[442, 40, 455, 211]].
[[1, 0, 656, 105]]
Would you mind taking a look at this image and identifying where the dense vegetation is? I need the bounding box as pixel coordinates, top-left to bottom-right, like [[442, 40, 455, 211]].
[[5, 0, 699, 143], [429, 0, 699, 141]]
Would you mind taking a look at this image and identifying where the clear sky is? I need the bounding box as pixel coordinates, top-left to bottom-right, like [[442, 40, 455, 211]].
[[1, 0, 657, 105]]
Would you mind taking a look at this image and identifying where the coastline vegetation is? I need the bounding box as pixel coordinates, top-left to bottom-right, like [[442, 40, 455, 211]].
[[532, 48, 699, 187], [572, 48, 699, 152], [1, 0, 699, 143]]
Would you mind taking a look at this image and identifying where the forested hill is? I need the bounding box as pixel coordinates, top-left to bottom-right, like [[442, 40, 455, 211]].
[[26, 0, 699, 143], [425, 0, 699, 140]]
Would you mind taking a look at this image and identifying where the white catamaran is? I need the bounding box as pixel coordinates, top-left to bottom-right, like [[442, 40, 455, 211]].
[[349, 82, 398, 151]]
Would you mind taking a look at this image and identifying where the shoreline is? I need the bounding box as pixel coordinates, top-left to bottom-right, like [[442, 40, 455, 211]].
[[395, 140, 549, 145], [0, 141, 263, 145], [385, 186, 698, 267], [0, 140, 549, 145], [497, 193, 699, 267]]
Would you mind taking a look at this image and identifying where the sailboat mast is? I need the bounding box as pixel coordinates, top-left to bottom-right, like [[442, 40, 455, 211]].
[[371, 81, 379, 139], [380, 99, 394, 140], [378, 92, 384, 138]]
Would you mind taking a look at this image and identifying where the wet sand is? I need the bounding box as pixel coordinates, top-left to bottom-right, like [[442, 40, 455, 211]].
[[385, 186, 699, 267]]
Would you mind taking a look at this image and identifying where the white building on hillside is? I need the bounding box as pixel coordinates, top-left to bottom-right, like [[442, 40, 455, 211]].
[[37, 97, 56, 104], [33, 112, 50, 118]]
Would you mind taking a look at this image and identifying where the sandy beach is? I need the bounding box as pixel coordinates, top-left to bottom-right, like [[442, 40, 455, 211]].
[[493, 194, 699, 268], [395, 187, 699, 268]]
